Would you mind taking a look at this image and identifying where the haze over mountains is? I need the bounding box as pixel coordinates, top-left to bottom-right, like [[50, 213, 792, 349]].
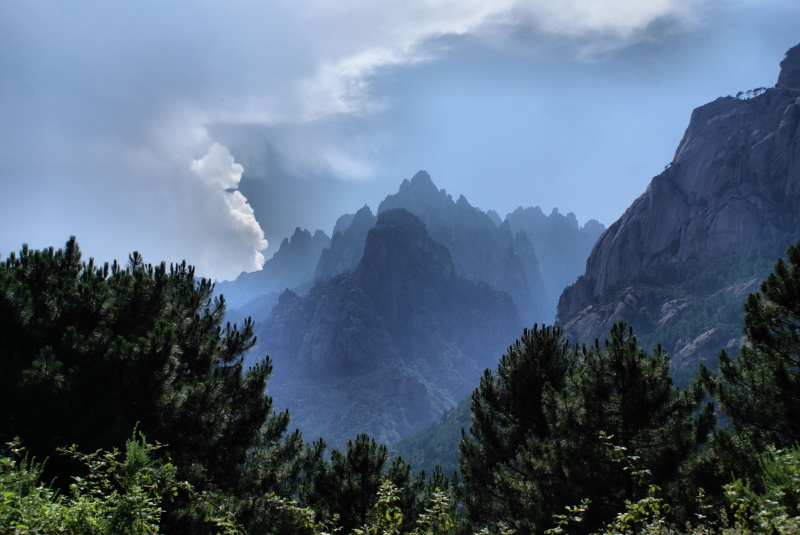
[[221, 171, 604, 327], [395, 42, 800, 472], [217, 42, 800, 458], [217, 170, 604, 446], [256, 208, 521, 445]]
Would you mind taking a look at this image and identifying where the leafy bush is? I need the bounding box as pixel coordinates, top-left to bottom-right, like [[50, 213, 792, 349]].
[[1, 432, 175, 534]]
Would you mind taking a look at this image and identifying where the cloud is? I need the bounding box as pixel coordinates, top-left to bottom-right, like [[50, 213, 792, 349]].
[[190, 143, 268, 272], [279, 0, 703, 125], [512, 0, 700, 38], [320, 147, 375, 181], [220, 190, 268, 269], [216, 0, 707, 182], [0, 0, 709, 280], [191, 142, 245, 190]]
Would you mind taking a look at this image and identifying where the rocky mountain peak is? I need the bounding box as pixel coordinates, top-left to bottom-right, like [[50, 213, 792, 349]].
[[215, 226, 330, 310], [557, 42, 800, 325], [356, 208, 455, 292], [315, 205, 376, 282], [278, 227, 331, 260], [486, 209, 502, 226], [777, 42, 800, 90], [332, 213, 355, 236], [381, 171, 452, 217], [351, 204, 376, 227], [398, 170, 440, 198], [282, 227, 311, 248]]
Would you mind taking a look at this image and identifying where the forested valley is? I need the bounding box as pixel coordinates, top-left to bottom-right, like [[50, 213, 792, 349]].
[[2, 236, 800, 534]]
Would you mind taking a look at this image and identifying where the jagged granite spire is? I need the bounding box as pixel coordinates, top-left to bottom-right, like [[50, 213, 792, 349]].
[[777, 42, 800, 90]]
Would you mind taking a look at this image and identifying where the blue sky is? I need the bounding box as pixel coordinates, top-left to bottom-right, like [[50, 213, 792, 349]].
[[2, 0, 799, 281]]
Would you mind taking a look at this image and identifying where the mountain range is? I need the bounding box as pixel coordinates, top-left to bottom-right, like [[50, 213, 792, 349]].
[[215, 43, 800, 454], [395, 42, 800, 470], [217, 171, 603, 446]]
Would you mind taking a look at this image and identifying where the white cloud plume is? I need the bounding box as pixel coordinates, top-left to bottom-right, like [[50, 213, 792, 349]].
[[190, 142, 245, 190], [0, 0, 709, 280], [190, 143, 268, 272]]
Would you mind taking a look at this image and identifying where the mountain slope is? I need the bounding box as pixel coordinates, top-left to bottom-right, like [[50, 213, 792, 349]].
[[556, 42, 800, 384], [315, 205, 377, 282], [559, 45, 800, 322], [250, 209, 521, 447], [505, 206, 604, 318], [378, 171, 549, 325], [396, 43, 800, 473]]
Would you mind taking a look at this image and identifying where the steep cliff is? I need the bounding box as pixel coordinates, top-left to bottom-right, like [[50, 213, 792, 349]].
[[559, 45, 800, 324], [556, 43, 800, 384]]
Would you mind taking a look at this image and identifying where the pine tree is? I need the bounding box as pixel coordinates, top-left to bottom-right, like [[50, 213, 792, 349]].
[[459, 323, 714, 533], [0, 237, 317, 533], [302, 433, 390, 532], [458, 324, 577, 530], [546, 323, 714, 531], [718, 241, 800, 447]]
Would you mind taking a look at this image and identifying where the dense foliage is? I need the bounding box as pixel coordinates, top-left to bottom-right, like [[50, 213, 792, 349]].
[[718, 241, 800, 447], [394, 398, 471, 477], [459, 323, 715, 533], [2, 237, 800, 533], [459, 325, 577, 529], [0, 237, 322, 532]]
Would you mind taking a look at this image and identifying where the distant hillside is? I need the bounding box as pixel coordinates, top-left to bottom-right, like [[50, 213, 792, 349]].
[[505, 206, 604, 319], [215, 227, 330, 311], [251, 209, 521, 447], [219, 171, 603, 331], [393, 397, 470, 477], [315, 205, 376, 282], [373, 171, 547, 326]]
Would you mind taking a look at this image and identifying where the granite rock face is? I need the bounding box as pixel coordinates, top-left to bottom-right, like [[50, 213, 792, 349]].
[[252, 209, 521, 447], [291, 278, 399, 377], [560, 276, 760, 386], [558, 44, 800, 324]]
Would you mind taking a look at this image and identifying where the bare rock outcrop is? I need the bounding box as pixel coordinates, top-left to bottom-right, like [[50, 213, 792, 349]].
[[558, 44, 800, 324]]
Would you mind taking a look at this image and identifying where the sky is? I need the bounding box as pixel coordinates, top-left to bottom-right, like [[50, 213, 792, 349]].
[[2, 0, 800, 282]]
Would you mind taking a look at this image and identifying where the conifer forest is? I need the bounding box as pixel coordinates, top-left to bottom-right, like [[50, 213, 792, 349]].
[[2, 235, 800, 534]]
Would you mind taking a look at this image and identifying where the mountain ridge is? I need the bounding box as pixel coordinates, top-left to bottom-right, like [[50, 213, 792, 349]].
[[558, 46, 800, 325], [251, 208, 521, 447]]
